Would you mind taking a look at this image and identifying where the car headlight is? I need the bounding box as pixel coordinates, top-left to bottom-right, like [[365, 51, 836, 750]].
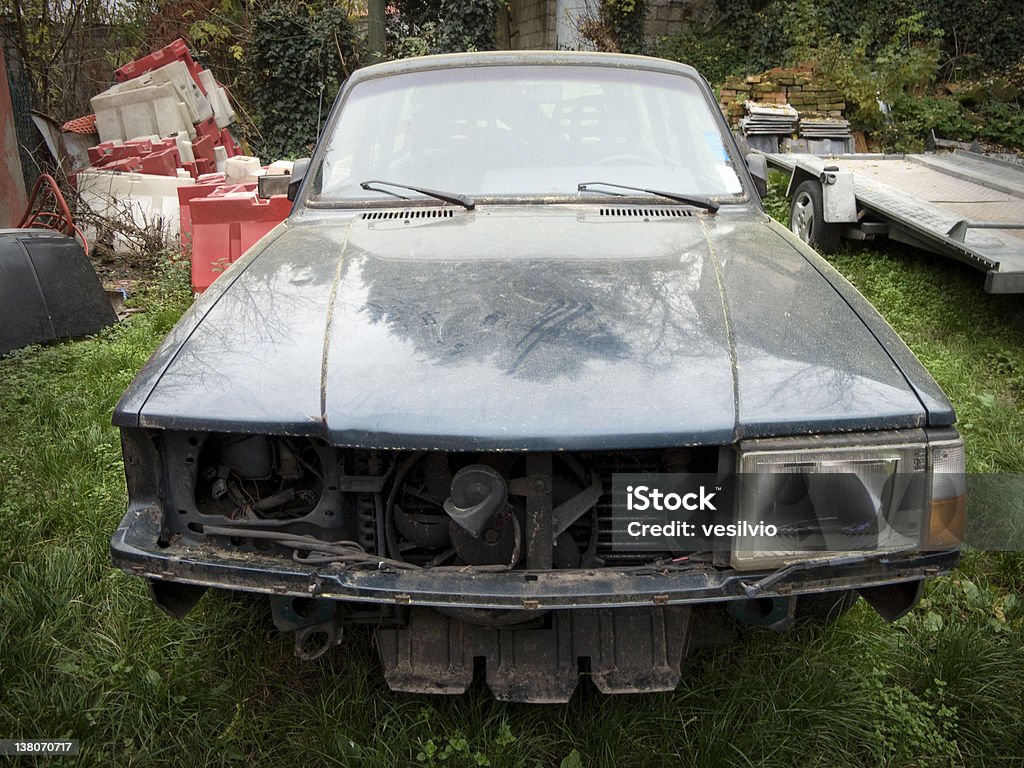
[[732, 430, 965, 570]]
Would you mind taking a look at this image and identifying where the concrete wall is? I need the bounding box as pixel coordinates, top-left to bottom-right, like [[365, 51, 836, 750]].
[[507, 0, 557, 49], [505, 0, 698, 51], [643, 0, 692, 44]]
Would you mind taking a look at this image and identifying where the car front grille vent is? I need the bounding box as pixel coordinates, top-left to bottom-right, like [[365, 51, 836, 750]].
[[599, 207, 693, 218], [361, 209, 455, 220]]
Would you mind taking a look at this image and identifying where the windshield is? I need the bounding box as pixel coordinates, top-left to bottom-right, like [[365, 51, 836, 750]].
[[311, 65, 745, 203]]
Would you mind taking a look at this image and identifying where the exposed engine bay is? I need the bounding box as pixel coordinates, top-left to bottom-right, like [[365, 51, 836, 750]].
[[116, 429, 951, 700], [176, 433, 719, 570]]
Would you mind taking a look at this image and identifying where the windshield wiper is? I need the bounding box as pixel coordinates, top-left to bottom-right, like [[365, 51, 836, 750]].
[[577, 181, 719, 213], [360, 179, 475, 210]]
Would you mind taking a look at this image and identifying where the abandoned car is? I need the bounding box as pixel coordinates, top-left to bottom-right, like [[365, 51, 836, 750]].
[[111, 52, 965, 702]]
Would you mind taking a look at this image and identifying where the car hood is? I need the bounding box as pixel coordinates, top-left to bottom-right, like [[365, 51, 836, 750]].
[[115, 207, 952, 449]]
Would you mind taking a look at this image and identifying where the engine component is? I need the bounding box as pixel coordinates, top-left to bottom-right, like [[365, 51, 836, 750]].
[[449, 508, 521, 567], [194, 435, 325, 520], [394, 503, 451, 549], [220, 435, 272, 479], [443, 464, 508, 538]]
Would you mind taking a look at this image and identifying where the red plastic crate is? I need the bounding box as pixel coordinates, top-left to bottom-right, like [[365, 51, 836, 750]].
[[89, 141, 146, 165], [114, 38, 207, 94], [102, 157, 143, 173], [189, 185, 290, 292], [191, 134, 217, 165], [181, 159, 214, 179], [194, 116, 219, 142], [89, 137, 179, 168], [220, 127, 242, 156], [176, 174, 228, 254], [140, 147, 181, 177]]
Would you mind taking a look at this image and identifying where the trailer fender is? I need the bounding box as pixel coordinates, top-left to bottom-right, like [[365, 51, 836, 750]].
[[786, 165, 857, 223]]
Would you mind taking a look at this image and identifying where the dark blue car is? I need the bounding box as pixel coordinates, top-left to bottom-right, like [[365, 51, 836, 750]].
[[111, 52, 965, 702]]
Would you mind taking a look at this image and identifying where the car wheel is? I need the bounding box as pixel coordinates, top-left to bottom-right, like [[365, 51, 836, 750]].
[[794, 589, 859, 623], [790, 179, 841, 253]]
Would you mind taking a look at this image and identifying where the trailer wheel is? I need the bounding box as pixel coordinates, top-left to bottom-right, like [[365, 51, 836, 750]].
[[790, 180, 841, 253]]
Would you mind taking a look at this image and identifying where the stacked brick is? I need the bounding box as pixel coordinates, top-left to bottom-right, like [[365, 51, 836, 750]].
[[718, 67, 846, 129]]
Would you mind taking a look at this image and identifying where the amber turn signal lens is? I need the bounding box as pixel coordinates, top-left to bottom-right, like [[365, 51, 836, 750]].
[[926, 495, 966, 549]]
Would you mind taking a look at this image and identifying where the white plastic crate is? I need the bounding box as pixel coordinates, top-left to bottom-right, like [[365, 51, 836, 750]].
[[91, 82, 197, 143], [225, 156, 262, 184], [77, 169, 195, 251], [198, 69, 238, 128], [108, 60, 213, 124], [214, 145, 228, 174], [175, 130, 195, 162]]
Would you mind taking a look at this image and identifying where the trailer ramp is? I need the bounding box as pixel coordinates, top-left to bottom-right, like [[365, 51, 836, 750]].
[[765, 150, 1024, 294]]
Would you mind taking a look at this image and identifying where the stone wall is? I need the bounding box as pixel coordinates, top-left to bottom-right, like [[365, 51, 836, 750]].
[[643, 0, 692, 43], [718, 66, 846, 128]]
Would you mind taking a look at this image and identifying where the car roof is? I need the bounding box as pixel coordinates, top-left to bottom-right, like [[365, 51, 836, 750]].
[[348, 50, 705, 85]]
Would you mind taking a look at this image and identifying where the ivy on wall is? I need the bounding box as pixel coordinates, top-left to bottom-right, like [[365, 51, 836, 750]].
[[387, 0, 504, 57], [241, 0, 361, 160], [600, 0, 646, 55]]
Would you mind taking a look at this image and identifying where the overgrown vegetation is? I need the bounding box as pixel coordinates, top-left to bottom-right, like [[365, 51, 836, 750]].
[[241, 1, 361, 159], [654, 0, 1024, 85], [5, 0, 1022, 167], [0, 0, 152, 118], [386, 0, 505, 59], [654, 0, 1024, 152], [579, 0, 647, 55], [1, 193, 1023, 765]]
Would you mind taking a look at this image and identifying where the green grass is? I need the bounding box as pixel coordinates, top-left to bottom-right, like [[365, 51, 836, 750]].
[[1, 230, 1023, 766]]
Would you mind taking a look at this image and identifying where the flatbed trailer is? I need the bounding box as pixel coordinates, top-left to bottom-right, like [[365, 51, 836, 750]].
[[763, 150, 1024, 294]]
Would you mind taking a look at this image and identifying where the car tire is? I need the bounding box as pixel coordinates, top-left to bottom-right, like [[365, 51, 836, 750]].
[[794, 589, 859, 623], [790, 179, 841, 253]]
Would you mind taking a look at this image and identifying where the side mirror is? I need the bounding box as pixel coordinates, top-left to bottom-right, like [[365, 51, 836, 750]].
[[257, 173, 291, 199], [746, 154, 768, 199], [287, 158, 311, 202]]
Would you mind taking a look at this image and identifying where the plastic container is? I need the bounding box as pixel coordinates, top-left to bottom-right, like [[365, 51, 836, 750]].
[[189, 185, 290, 291], [109, 60, 212, 124], [88, 137, 179, 170], [220, 128, 242, 156], [214, 146, 228, 174], [181, 159, 214, 179], [176, 173, 227, 254], [175, 131, 195, 163], [115, 38, 206, 94], [266, 160, 295, 175], [91, 82, 196, 143], [198, 70, 238, 128], [140, 147, 181, 177], [194, 116, 220, 142], [78, 169, 195, 251], [225, 156, 261, 184]]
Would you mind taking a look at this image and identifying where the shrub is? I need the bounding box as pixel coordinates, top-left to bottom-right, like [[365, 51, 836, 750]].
[[386, 0, 504, 56], [883, 95, 974, 152], [241, 1, 361, 160]]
